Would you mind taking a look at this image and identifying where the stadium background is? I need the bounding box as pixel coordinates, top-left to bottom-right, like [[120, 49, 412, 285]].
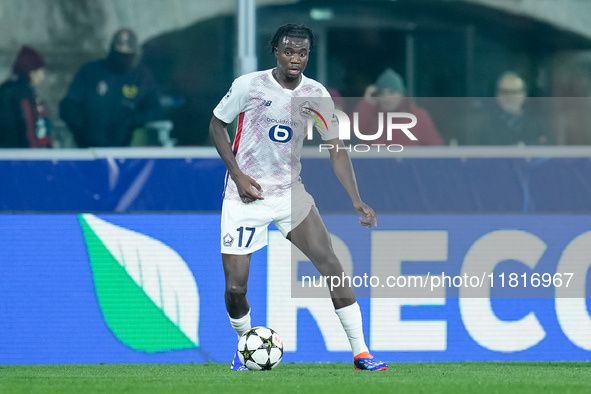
[[1, 148, 591, 364], [2, 0, 591, 366]]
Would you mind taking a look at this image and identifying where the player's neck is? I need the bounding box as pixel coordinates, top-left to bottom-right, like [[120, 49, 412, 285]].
[[272, 68, 301, 90]]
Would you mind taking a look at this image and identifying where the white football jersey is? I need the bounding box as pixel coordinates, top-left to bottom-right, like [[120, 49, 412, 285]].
[[214, 69, 338, 201]]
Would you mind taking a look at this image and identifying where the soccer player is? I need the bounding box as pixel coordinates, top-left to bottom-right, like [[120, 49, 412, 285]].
[[209, 24, 387, 371]]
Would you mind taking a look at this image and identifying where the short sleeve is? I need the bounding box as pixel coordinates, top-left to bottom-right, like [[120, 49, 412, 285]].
[[318, 87, 339, 141], [213, 76, 250, 124]]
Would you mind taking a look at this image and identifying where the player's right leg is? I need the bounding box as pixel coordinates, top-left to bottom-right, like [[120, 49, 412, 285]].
[[223, 253, 252, 371], [220, 198, 271, 371]]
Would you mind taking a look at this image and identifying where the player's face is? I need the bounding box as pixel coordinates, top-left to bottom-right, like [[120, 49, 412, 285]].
[[274, 36, 310, 82]]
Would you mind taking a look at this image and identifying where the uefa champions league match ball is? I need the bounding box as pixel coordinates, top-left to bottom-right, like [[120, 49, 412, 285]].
[[237, 326, 284, 370]]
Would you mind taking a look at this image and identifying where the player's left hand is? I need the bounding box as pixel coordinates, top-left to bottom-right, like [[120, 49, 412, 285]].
[[354, 201, 378, 228]]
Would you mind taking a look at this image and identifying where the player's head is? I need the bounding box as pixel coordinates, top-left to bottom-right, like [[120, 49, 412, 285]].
[[269, 24, 316, 54], [269, 24, 315, 81]]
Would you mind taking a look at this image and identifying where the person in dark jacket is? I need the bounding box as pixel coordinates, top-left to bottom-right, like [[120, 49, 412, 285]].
[[467, 72, 553, 145], [0, 46, 52, 148], [60, 28, 164, 147]]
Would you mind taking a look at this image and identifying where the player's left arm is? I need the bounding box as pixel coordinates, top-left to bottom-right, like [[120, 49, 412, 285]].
[[326, 138, 377, 228]]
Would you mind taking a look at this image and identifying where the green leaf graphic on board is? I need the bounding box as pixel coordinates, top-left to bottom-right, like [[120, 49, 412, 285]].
[[78, 214, 199, 352]]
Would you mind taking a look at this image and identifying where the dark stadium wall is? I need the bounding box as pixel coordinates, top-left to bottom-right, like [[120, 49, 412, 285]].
[[135, 0, 591, 147], [0, 0, 286, 147], [142, 17, 235, 146], [1, 0, 591, 147], [252, 0, 591, 145]]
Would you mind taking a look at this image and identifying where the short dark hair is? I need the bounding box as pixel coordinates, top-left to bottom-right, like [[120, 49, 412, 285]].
[[269, 24, 315, 54]]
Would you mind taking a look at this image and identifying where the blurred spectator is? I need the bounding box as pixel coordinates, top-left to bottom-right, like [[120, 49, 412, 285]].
[[0, 46, 52, 148], [60, 28, 165, 147], [327, 88, 345, 111], [467, 72, 552, 145], [551, 54, 591, 144], [353, 68, 444, 146]]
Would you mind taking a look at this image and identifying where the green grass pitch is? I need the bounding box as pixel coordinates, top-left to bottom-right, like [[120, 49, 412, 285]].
[[1, 362, 590, 394]]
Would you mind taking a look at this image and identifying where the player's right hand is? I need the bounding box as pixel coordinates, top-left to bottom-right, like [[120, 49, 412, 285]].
[[233, 173, 264, 203]]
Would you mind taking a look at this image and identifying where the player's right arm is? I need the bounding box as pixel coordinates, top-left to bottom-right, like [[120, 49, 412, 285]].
[[209, 115, 263, 203], [211, 75, 264, 203]]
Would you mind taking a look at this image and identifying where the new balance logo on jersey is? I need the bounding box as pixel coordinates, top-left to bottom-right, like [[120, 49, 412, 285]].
[[261, 100, 273, 107]]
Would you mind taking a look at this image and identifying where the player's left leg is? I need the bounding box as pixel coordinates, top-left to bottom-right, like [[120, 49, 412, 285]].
[[223, 253, 252, 371], [287, 206, 355, 306], [287, 207, 387, 371]]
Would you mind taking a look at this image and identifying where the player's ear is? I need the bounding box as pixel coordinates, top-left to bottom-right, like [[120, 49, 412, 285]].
[[273, 46, 278, 58]]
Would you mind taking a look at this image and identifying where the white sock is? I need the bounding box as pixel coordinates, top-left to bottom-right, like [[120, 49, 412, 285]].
[[229, 309, 251, 339], [335, 302, 369, 357]]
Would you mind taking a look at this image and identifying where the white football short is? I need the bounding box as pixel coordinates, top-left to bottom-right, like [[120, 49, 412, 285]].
[[220, 188, 315, 255]]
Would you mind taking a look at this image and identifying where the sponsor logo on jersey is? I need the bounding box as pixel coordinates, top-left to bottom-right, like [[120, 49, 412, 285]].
[[268, 125, 292, 143], [266, 117, 297, 126], [261, 100, 273, 107]]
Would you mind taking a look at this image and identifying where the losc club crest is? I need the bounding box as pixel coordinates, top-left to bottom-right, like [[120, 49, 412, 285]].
[[298, 101, 313, 117], [223, 233, 234, 247]]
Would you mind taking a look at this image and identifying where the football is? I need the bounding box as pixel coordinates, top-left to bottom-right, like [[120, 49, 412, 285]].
[[237, 326, 283, 370]]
